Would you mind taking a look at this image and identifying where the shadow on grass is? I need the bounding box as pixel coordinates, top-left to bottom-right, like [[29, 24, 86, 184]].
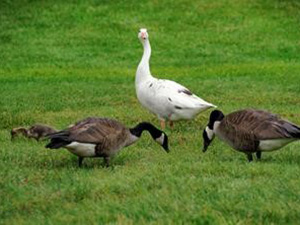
[[259, 153, 300, 166], [29, 154, 129, 170], [206, 148, 300, 166]]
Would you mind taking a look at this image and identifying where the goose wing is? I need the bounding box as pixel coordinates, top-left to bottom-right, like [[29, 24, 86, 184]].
[[224, 109, 300, 140], [69, 118, 125, 144], [49, 118, 125, 145], [253, 116, 300, 140], [152, 79, 214, 109]]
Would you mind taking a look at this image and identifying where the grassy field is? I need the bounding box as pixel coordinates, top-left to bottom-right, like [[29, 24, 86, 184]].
[[1, 0, 300, 224]]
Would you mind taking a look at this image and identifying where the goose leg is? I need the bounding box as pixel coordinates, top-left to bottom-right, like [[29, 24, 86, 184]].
[[169, 120, 174, 129], [247, 154, 253, 162], [78, 157, 84, 167], [160, 120, 166, 130], [168, 114, 174, 129], [256, 151, 262, 160], [104, 156, 110, 167]]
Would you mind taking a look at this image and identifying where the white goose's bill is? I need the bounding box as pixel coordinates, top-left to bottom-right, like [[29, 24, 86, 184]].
[[139, 28, 148, 39], [258, 139, 296, 151], [66, 142, 97, 157]]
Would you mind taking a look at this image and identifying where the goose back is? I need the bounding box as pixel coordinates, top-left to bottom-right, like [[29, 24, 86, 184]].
[[49, 118, 132, 157], [217, 109, 300, 152]]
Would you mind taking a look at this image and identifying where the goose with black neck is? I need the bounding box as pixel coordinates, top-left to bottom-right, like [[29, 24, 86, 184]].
[[203, 109, 300, 161], [46, 117, 169, 167]]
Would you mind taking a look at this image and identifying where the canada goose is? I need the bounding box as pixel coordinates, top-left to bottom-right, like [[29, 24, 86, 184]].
[[136, 28, 216, 129], [11, 124, 57, 141], [46, 117, 169, 167], [202, 109, 300, 161]]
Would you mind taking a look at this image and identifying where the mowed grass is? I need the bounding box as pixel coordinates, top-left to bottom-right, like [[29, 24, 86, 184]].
[[1, 0, 300, 224]]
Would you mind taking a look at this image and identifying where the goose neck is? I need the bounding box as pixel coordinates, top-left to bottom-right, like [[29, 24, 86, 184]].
[[129, 122, 161, 139], [136, 39, 152, 85], [12, 127, 28, 137], [213, 121, 221, 135], [129, 122, 169, 152]]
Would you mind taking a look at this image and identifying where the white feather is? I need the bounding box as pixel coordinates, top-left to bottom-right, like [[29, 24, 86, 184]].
[[136, 29, 216, 121], [66, 142, 96, 157], [205, 127, 214, 140], [155, 133, 165, 145], [258, 139, 296, 151]]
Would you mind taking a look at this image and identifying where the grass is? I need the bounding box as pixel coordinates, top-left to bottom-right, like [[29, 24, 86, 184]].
[[1, 0, 300, 224]]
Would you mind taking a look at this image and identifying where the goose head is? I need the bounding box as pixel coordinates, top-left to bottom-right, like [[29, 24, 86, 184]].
[[138, 28, 149, 42], [155, 131, 169, 152], [11, 127, 28, 140], [202, 110, 224, 152]]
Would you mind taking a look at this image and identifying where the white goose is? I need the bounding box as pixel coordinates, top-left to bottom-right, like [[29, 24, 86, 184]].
[[136, 28, 216, 129]]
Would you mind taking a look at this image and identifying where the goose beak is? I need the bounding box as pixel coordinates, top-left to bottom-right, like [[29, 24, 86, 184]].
[[141, 32, 146, 39], [162, 136, 169, 153], [163, 145, 169, 153], [158, 133, 169, 153], [202, 143, 209, 152], [202, 128, 214, 153]]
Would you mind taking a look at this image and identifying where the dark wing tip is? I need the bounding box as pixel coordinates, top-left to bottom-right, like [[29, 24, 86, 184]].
[[178, 89, 193, 96]]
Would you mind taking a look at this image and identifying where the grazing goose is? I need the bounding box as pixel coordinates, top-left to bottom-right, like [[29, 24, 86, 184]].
[[202, 109, 300, 161], [11, 124, 57, 141], [46, 117, 169, 167], [136, 28, 216, 129]]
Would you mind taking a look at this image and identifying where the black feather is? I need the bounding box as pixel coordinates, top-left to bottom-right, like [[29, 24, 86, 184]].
[[46, 131, 72, 149], [46, 138, 71, 149], [290, 124, 300, 139]]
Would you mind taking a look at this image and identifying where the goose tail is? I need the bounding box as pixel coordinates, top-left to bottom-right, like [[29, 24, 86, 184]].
[[46, 131, 71, 149], [286, 123, 300, 139], [293, 126, 300, 139]]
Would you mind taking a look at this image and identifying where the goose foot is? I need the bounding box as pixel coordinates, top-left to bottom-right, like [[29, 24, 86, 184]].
[[256, 151, 262, 160], [104, 156, 110, 167], [160, 120, 166, 130], [247, 154, 253, 162], [169, 120, 174, 129], [78, 157, 84, 167]]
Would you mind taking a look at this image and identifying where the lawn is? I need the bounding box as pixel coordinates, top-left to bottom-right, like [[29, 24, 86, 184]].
[[1, 0, 300, 224]]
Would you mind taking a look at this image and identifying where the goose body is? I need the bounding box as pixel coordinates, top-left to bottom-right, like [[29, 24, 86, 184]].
[[203, 109, 300, 161], [136, 28, 215, 129], [46, 117, 169, 167]]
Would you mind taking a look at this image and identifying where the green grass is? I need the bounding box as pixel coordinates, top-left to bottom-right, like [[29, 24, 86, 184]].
[[1, 0, 300, 224]]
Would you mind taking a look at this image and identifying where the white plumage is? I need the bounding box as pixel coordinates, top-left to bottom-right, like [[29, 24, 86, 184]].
[[136, 28, 216, 129], [66, 142, 97, 157]]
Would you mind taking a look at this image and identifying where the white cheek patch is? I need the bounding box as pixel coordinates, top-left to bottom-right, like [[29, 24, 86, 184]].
[[205, 127, 214, 140], [155, 133, 165, 145]]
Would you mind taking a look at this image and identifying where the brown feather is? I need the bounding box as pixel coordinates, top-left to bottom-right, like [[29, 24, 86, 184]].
[[66, 118, 129, 155], [219, 109, 300, 152]]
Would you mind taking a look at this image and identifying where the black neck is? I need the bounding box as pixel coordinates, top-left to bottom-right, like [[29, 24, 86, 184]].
[[129, 122, 162, 139], [208, 110, 224, 129]]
